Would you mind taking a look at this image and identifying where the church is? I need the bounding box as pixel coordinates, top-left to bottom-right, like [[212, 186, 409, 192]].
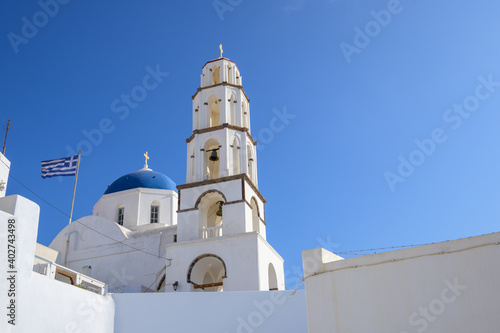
[[1, 50, 499, 333], [48, 52, 285, 294]]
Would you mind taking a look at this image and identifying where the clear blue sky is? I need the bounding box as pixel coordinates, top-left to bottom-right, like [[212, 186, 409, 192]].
[[2, 0, 500, 288]]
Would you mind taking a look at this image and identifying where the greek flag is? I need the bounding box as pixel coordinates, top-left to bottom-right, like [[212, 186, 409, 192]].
[[41, 155, 79, 178]]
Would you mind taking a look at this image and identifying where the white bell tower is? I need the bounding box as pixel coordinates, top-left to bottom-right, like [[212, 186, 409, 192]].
[[165, 49, 285, 292], [186, 55, 257, 185]]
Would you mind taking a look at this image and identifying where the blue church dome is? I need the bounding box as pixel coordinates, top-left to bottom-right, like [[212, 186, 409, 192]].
[[104, 168, 177, 195]]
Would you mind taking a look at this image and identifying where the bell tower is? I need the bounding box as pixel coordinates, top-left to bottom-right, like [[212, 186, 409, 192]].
[[186, 56, 256, 185], [165, 50, 285, 292]]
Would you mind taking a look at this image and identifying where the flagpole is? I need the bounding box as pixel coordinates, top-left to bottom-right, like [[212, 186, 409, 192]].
[[68, 151, 81, 224]]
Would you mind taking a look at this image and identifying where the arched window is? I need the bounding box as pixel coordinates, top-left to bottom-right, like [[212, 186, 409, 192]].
[[211, 65, 220, 85], [247, 144, 254, 182], [207, 95, 220, 127], [150, 201, 160, 223], [197, 190, 226, 239], [232, 138, 240, 175], [190, 150, 195, 181], [268, 263, 278, 291], [204, 138, 220, 180], [227, 65, 233, 84], [194, 105, 200, 129], [229, 94, 236, 125], [242, 102, 248, 128], [251, 198, 259, 233]]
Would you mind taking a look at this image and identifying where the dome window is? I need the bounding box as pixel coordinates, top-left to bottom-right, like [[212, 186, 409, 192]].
[[117, 207, 125, 226], [150, 204, 159, 224]]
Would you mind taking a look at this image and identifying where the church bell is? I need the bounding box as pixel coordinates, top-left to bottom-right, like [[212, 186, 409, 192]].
[[216, 201, 223, 216], [209, 149, 219, 162]]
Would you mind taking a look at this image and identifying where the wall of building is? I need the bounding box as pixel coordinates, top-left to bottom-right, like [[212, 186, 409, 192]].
[[113, 290, 306, 333], [0, 195, 115, 333], [302, 233, 500, 333], [49, 216, 176, 292], [93, 188, 177, 227]]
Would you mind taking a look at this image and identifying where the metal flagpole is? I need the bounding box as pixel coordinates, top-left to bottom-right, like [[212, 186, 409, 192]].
[[68, 151, 82, 224]]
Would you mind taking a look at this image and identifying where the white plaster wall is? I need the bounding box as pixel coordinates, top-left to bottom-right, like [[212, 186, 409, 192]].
[[17, 274, 115, 333], [165, 232, 284, 293], [257, 236, 285, 291], [179, 179, 242, 210], [113, 290, 306, 333], [49, 216, 176, 292], [0, 153, 10, 198], [0, 195, 114, 333], [302, 233, 500, 333], [93, 188, 177, 227], [166, 233, 262, 292]]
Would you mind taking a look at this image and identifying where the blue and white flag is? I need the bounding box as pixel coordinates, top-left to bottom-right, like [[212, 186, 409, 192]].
[[41, 155, 79, 178]]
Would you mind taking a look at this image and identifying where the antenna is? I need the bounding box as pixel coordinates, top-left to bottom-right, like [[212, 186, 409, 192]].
[[2, 119, 10, 155]]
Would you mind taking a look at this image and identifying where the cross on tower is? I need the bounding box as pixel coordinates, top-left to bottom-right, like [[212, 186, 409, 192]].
[[219, 44, 223, 58]]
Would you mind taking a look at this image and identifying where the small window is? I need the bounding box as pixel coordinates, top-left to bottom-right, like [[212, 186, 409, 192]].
[[151, 205, 159, 223], [118, 207, 125, 226]]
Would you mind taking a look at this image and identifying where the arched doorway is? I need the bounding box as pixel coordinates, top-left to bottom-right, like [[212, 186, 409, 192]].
[[187, 254, 227, 292], [268, 263, 278, 291]]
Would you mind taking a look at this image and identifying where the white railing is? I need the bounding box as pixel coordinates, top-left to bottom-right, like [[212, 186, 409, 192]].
[[33, 256, 107, 295], [201, 225, 223, 239]]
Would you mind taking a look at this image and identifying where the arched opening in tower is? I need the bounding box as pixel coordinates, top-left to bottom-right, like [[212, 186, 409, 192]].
[[188, 254, 226, 292], [204, 138, 220, 180], [207, 95, 220, 127]]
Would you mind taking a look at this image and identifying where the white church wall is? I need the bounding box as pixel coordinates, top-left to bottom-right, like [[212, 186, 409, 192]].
[[223, 201, 247, 235], [178, 178, 243, 210], [257, 237, 285, 291], [112, 290, 307, 333], [49, 216, 175, 292], [136, 190, 177, 226], [302, 233, 500, 333], [93, 188, 177, 227], [93, 189, 140, 227], [166, 233, 264, 292]]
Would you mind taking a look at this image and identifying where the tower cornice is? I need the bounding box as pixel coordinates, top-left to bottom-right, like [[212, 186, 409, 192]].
[[177, 173, 266, 204], [192, 82, 250, 103], [185, 123, 257, 146]]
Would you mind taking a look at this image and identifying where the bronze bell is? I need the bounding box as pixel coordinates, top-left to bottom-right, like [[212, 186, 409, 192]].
[[216, 201, 223, 216], [209, 150, 219, 162]]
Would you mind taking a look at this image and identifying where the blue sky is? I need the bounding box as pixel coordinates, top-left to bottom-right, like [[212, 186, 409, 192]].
[[2, 0, 500, 288]]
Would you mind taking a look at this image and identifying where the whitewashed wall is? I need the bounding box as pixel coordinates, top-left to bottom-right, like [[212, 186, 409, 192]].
[[0, 195, 115, 333], [113, 290, 307, 333], [302, 233, 500, 333]]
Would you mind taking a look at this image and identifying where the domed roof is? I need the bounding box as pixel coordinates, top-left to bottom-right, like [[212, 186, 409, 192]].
[[104, 168, 177, 195]]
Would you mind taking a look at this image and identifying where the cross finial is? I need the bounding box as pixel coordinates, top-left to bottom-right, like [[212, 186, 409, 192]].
[[219, 44, 223, 58], [144, 151, 150, 168]]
